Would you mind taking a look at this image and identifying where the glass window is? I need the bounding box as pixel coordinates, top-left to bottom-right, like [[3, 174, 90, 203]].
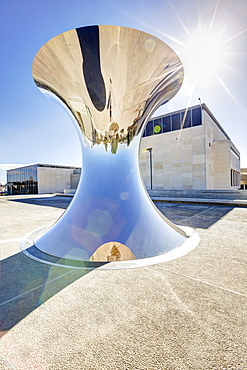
[[153, 118, 162, 135], [27, 167, 32, 181], [172, 113, 180, 131], [181, 110, 192, 128], [161, 116, 171, 133], [192, 107, 202, 126], [145, 120, 154, 136], [33, 166, 38, 181], [30, 166, 36, 181], [26, 167, 29, 181]]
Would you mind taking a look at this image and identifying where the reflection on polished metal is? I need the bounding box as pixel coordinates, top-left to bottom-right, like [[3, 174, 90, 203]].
[[22, 25, 199, 269]]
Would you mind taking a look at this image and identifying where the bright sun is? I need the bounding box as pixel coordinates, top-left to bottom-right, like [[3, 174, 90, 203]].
[[182, 31, 226, 85]]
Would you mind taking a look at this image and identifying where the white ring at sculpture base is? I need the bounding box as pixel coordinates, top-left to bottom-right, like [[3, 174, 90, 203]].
[[20, 225, 200, 270]]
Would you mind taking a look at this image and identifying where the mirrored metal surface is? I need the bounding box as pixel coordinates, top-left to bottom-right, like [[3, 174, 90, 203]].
[[24, 25, 196, 268]]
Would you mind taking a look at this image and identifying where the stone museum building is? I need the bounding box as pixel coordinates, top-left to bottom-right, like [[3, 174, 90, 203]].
[[6, 164, 81, 194], [139, 103, 241, 190]]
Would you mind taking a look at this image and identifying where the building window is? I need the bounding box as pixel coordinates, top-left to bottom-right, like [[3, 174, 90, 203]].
[[171, 113, 180, 131], [181, 110, 192, 128], [145, 120, 154, 136], [153, 118, 162, 134], [162, 116, 171, 133], [192, 107, 202, 126], [7, 165, 38, 194]]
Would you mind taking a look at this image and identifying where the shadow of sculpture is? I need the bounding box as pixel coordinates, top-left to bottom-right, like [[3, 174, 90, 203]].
[[156, 203, 234, 230], [0, 251, 89, 334], [7, 195, 72, 209]]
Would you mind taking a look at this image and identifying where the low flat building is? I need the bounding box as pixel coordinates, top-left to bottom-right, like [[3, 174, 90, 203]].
[[6, 163, 81, 194], [139, 103, 241, 190]]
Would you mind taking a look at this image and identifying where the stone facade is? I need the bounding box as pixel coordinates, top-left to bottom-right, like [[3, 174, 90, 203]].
[[139, 104, 240, 190], [38, 166, 75, 194]]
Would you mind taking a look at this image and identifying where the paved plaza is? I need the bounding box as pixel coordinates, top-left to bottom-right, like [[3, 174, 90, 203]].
[[0, 194, 246, 369]]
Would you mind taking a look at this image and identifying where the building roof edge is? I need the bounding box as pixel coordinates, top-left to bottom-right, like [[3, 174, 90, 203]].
[[151, 103, 240, 157]]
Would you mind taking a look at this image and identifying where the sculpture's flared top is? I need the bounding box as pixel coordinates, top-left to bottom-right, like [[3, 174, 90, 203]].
[[32, 25, 183, 146]]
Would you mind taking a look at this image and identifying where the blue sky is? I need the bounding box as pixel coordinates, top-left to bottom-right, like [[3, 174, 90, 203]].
[[0, 0, 247, 183]]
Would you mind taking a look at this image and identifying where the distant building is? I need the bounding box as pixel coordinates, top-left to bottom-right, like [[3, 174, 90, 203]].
[[6, 163, 81, 194], [240, 168, 247, 190], [139, 104, 241, 190]]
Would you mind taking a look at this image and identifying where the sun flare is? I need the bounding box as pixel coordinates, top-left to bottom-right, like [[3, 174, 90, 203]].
[[182, 30, 227, 84]]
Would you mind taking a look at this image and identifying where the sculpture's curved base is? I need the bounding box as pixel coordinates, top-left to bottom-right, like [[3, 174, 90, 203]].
[[20, 225, 199, 270]]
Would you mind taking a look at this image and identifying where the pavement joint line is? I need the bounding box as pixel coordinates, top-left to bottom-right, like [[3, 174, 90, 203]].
[[156, 265, 247, 298], [0, 270, 74, 306], [175, 205, 218, 223]]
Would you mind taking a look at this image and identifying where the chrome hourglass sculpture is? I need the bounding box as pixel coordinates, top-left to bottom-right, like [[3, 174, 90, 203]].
[[21, 25, 199, 269]]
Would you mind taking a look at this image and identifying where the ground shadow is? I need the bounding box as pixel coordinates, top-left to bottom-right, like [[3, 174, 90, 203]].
[[155, 202, 234, 229], [7, 195, 72, 209], [8, 196, 235, 229], [0, 251, 90, 334]]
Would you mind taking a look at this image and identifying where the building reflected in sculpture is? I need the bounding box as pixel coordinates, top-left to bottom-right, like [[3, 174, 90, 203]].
[[21, 25, 199, 268]]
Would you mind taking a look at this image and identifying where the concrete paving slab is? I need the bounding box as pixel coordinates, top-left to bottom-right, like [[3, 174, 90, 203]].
[[0, 194, 246, 369]]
